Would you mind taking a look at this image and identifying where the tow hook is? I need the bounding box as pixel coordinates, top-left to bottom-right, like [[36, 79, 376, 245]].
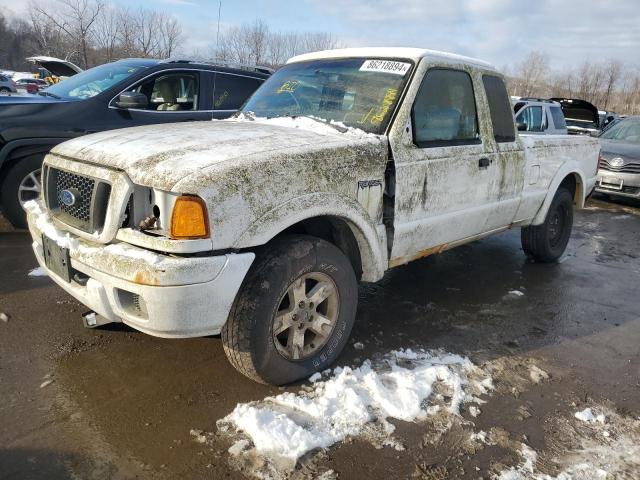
[[82, 311, 113, 328]]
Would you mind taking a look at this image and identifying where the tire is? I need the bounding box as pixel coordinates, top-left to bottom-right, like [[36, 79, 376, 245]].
[[0, 87, 10, 93], [222, 235, 358, 385], [1, 155, 44, 229], [521, 187, 574, 263]]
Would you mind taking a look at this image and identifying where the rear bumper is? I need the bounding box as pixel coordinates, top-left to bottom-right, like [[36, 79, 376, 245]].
[[26, 200, 254, 338]]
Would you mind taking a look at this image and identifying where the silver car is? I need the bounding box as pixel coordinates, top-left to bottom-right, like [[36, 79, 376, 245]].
[[596, 116, 640, 200], [0, 74, 18, 93], [512, 98, 568, 135]]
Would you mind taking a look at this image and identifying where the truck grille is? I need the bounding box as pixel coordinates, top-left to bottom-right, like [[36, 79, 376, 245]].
[[599, 158, 640, 174], [44, 166, 112, 233]]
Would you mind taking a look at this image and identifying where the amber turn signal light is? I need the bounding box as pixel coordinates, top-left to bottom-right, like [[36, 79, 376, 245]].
[[169, 196, 209, 239]]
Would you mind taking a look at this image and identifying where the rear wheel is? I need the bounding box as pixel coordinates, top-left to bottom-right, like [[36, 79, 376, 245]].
[[1, 155, 44, 228], [221, 235, 358, 385], [521, 187, 574, 263]]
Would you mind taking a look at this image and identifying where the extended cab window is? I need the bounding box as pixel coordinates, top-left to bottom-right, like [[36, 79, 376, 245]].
[[214, 74, 263, 110], [516, 106, 543, 132], [550, 106, 567, 129], [482, 75, 515, 142], [127, 72, 198, 111], [412, 69, 479, 147]]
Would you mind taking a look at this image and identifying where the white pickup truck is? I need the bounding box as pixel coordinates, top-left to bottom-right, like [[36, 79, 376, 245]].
[[26, 48, 599, 385]]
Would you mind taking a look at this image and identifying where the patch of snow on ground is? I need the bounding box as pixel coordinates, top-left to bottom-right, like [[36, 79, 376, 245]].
[[529, 365, 550, 384], [28, 266, 48, 277], [574, 407, 606, 424], [494, 406, 639, 480], [218, 349, 492, 464]]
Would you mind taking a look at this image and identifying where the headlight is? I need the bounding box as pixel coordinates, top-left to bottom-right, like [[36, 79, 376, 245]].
[[169, 195, 209, 239]]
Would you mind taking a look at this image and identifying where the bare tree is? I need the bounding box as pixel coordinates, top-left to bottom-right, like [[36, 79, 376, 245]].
[[602, 60, 623, 111], [30, 0, 105, 68], [215, 19, 340, 68], [510, 51, 549, 97], [93, 3, 119, 62], [159, 14, 182, 58]]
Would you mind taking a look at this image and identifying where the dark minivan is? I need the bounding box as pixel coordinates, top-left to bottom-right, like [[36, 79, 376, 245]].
[[0, 58, 270, 227]]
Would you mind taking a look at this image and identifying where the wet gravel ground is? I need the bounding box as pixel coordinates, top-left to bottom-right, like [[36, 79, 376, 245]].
[[0, 195, 638, 479]]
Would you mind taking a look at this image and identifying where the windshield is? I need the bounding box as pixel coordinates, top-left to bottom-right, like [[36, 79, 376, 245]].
[[600, 118, 640, 143], [44, 62, 148, 100], [241, 58, 414, 134]]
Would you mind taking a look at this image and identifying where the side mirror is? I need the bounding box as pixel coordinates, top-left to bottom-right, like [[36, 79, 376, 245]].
[[114, 92, 148, 109], [516, 121, 527, 131]]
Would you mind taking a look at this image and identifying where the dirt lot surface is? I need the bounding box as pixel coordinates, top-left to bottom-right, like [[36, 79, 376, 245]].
[[1, 196, 639, 480]]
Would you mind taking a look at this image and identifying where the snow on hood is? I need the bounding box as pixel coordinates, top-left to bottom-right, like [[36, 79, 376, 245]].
[[50, 117, 384, 191]]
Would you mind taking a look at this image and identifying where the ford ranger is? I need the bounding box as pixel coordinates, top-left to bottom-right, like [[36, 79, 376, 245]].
[[26, 48, 600, 385]]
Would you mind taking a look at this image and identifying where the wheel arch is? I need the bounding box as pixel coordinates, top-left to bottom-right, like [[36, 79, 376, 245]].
[[531, 166, 586, 226], [234, 193, 388, 282], [0, 139, 61, 184]]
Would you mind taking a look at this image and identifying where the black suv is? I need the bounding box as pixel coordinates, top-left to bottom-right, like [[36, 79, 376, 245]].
[[0, 58, 270, 227]]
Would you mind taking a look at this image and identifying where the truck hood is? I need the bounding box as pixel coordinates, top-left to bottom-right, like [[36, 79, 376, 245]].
[[50, 118, 384, 190]]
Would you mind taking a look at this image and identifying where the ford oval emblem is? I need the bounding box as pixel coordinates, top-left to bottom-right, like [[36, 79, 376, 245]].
[[610, 157, 625, 168], [60, 189, 77, 207]]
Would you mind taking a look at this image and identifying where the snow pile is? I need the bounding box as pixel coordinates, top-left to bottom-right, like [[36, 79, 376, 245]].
[[218, 349, 492, 462], [28, 266, 48, 277], [495, 443, 607, 480], [232, 112, 377, 139], [574, 407, 606, 424]]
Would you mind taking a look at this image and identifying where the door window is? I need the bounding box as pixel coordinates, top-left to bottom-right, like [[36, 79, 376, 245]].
[[412, 69, 479, 147], [516, 106, 544, 132], [213, 73, 263, 110], [127, 71, 198, 111]]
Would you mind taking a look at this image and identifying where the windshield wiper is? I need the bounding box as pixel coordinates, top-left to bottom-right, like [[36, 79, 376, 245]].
[[38, 91, 61, 99]]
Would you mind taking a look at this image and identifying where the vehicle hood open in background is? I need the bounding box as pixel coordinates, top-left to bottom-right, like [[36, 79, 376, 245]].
[[49, 119, 385, 190], [26, 56, 83, 77], [550, 98, 599, 133]]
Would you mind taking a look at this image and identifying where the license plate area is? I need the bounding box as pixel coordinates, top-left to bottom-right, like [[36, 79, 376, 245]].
[[42, 235, 72, 282], [599, 176, 623, 191]]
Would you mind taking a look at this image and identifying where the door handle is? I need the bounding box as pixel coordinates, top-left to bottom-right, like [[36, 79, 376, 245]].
[[479, 157, 491, 169]]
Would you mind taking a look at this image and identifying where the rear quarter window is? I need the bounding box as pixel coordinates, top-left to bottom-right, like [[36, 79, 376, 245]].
[[214, 74, 263, 110], [550, 106, 567, 130], [482, 75, 515, 142]]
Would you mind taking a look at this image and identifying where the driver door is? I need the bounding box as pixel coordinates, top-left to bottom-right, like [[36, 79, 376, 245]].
[[108, 70, 210, 125], [389, 67, 499, 266]]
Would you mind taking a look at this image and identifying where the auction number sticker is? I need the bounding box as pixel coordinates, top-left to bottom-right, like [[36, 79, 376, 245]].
[[359, 60, 411, 75]]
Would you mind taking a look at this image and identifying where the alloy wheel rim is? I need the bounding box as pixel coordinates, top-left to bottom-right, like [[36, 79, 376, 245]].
[[18, 169, 42, 208], [272, 271, 340, 361]]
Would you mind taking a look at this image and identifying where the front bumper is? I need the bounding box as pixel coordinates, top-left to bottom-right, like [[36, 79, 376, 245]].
[[26, 200, 254, 338], [596, 171, 640, 199]]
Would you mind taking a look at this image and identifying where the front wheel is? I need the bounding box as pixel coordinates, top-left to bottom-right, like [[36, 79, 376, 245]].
[[221, 235, 358, 385], [521, 187, 574, 263]]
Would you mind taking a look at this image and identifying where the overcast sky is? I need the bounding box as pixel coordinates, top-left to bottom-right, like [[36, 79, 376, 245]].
[[4, 0, 639, 70]]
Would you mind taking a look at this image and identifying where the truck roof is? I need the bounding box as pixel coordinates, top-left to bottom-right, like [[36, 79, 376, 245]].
[[287, 47, 497, 71]]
